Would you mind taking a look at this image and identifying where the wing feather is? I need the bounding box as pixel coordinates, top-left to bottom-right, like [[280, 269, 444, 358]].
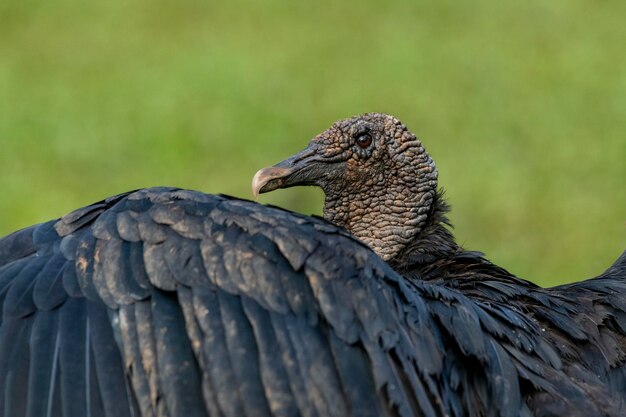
[[150, 289, 207, 417], [217, 290, 273, 417], [87, 300, 134, 417], [59, 297, 89, 417], [33, 255, 68, 310], [240, 297, 299, 417], [0, 188, 622, 417], [192, 288, 245, 417], [26, 309, 59, 417]]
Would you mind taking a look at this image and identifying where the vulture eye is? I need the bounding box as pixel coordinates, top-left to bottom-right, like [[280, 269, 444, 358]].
[[356, 133, 373, 149]]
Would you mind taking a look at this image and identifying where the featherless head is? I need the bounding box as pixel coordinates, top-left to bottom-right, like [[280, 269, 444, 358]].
[[253, 113, 438, 261]]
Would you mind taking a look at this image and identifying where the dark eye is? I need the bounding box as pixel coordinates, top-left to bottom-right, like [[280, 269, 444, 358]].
[[356, 133, 373, 149]]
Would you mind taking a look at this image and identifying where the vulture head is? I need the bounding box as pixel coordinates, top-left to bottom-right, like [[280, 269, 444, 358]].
[[253, 113, 439, 261]]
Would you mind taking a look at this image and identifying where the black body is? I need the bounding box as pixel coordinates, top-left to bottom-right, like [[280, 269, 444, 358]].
[[0, 188, 624, 417]]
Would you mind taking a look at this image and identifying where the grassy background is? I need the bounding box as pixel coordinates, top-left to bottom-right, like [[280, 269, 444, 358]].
[[0, 0, 624, 286]]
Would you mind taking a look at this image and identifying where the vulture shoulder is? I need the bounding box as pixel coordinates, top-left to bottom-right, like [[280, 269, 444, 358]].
[[0, 187, 621, 417], [411, 245, 626, 404]]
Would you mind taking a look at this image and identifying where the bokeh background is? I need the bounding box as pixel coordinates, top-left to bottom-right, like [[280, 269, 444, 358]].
[[1, 0, 624, 286]]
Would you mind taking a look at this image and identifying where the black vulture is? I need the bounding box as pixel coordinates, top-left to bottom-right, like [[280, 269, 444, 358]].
[[253, 113, 626, 401], [0, 115, 623, 417]]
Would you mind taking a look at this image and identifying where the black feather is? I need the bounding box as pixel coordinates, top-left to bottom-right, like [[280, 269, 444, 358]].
[[217, 290, 272, 417], [1, 187, 624, 417], [151, 289, 207, 417], [32, 255, 68, 310], [25, 309, 59, 417], [143, 243, 177, 291], [268, 311, 317, 417], [116, 211, 142, 243], [176, 287, 223, 417], [117, 304, 155, 417], [192, 287, 246, 417], [133, 300, 160, 413], [3, 255, 48, 319], [0, 318, 32, 417], [59, 297, 89, 417], [87, 300, 133, 417], [0, 226, 36, 268], [241, 296, 298, 417], [326, 331, 383, 417]]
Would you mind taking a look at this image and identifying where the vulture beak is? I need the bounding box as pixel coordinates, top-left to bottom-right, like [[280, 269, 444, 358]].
[[252, 142, 323, 199]]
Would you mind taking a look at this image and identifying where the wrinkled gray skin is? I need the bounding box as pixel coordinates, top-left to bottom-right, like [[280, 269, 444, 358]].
[[253, 113, 438, 261]]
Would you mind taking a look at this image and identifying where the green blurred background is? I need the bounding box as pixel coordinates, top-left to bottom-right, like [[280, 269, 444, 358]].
[[1, 0, 624, 286]]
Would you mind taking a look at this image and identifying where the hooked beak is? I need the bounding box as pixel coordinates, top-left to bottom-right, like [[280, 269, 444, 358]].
[[252, 142, 324, 199]]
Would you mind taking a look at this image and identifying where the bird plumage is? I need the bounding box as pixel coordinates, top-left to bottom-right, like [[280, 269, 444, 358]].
[[1, 187, 623, 417], [395, 191, 626, 397]]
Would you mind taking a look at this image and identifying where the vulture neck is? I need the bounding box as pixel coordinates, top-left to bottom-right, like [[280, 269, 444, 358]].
[[323, 187, 457, 263], [387, 190, 461, 269]]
